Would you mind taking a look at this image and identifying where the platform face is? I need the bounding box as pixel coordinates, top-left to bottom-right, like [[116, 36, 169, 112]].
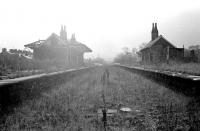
[[0, 66, 199, 130]]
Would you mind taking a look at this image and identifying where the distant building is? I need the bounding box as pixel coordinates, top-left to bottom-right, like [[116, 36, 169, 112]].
[[188, 45, 200, 62], [24, 26, 92, 67], [189, 45, 200, 50], [139, 23, 184, 63]]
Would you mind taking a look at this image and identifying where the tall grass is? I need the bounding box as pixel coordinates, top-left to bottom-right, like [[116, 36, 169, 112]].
[[141, 61, 200, 75], [1, 66, 198, 130]]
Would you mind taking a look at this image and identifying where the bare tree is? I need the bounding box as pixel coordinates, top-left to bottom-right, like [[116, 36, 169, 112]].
[[113, 47, 138, 65]]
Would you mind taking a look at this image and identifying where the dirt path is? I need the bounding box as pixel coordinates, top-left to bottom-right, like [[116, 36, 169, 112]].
[[1, 66, 198, 131]]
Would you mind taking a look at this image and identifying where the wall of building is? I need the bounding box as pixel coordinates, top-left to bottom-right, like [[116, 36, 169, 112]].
[[169, 48, 184, 61], [33, 46, 68, 60], [189, 49, 200, 62], [141, 49, 150, 63], [141, 38, 177, 63]]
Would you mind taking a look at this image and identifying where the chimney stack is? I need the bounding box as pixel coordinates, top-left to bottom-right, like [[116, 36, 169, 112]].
[[151, 23, 159, 41], [152, 23, 154, 31]]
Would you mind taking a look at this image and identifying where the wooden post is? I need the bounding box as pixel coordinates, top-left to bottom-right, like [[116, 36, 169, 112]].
[[149, 48, 151, 63], [148, 50, 151, 63], [102, 108, 107, 131], [101, 70, 110, 131], [167, 46, 169, 64], [183, 45, 185, 60]]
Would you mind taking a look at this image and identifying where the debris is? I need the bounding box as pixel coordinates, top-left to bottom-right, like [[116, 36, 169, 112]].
[[97, 108, 118, 117], [120, 107, 132, 112]]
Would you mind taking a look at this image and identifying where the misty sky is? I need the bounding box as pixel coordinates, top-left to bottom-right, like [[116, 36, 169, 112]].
[[0, 0, 200, 61]]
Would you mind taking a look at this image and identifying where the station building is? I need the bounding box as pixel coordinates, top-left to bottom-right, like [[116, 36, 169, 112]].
[[24, 26, 92, 67], [139, 23, 184, 63]]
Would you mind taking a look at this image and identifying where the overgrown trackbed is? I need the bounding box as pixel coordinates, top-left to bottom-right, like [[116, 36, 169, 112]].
[[1, 66, 200, 131]]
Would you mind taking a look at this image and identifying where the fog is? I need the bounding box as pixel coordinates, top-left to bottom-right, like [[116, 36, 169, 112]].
[[0, 0, 200, 61]]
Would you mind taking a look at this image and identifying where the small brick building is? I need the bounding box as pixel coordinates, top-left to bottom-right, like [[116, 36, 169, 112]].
[[139, 23, 184, 63]]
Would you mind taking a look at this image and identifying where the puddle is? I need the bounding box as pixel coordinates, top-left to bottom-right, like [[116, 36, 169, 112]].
[[97, 106, 141, 118], [192, 77, 200, 81], [120, 107, 132, 112]]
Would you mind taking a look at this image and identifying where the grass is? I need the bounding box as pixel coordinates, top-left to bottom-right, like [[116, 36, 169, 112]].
[[140, 61, 200, 76], [1, 66, 199, 130], [0, 65, 44, 80]]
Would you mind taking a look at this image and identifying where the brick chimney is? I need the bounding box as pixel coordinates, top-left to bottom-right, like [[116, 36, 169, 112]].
[[151, 23, 159, 41]]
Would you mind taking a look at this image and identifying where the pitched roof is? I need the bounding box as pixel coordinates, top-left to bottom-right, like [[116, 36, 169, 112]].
[[25, 33, 92, 53], [69, 42, 92, 52], [42, 33, 66, 46], [24, 40, 45, 49], [140, 35, 176, 52]]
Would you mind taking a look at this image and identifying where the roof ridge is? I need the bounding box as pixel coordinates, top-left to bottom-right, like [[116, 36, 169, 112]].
[[140, 35, 176, 51], [159, 35, 176, 48]]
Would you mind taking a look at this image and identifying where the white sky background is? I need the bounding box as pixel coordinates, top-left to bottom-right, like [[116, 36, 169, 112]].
[[0, 0, 200, 61]]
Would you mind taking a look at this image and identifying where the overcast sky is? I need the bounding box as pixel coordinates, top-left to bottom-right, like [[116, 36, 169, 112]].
[[0, 0, 200, 61]]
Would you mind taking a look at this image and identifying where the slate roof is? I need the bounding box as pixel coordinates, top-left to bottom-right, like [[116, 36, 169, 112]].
[[42, 33, 66, 46], [68, 42, 92, 52], [140, 35, 176, 52], [24, 40, 45, 49], [25, 33, 92, 53]]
